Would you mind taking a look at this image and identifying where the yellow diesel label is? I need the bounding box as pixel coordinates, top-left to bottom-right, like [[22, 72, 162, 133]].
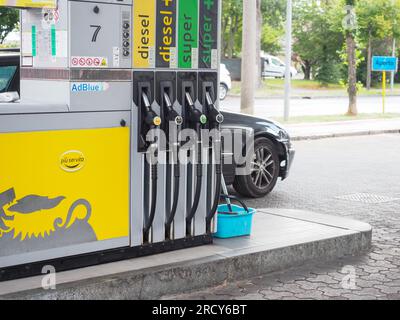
[[133, 0, 156, 68], [0, 128, 130, 258], [0, 0, 56, 8]]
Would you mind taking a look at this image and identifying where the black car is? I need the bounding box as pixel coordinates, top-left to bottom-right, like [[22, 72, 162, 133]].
[[0, 50, 295, 198]]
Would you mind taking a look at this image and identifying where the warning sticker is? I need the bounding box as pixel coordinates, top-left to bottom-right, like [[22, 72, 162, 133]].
[[71, 56, 108, 68]]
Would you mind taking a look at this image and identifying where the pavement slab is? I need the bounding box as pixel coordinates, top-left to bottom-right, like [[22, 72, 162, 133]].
[[0, 209, 371, 300]]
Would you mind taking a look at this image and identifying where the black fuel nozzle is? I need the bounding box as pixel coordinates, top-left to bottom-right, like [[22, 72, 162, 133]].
[[205, 91, 224, 128], [185, 91, 207, 126], [142, 91, 162, 129], [164, 92, 183, 126]]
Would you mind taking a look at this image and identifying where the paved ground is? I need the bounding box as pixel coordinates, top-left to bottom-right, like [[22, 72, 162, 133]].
[[221, 95, 400, 118], [287, 118, 400, 140], [165, 134, 400, 300]]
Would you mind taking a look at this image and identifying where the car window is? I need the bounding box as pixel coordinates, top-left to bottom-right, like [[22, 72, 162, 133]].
[[271, 58, 282, 67], [0, 65, 17, 93]]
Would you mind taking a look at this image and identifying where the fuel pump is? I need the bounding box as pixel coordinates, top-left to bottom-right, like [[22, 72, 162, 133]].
[[156, 72, 183, 240], [0, 0, 223, 281], [133, 72, 162, 243], [181, 76, 208, 236], [199, 73, 224, 233]]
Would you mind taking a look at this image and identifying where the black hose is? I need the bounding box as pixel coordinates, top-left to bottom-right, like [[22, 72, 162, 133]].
[[165, 143, 180, 239], [143, 157, 158, 243], [206, 164, 222, 233], [206, 126, 223, 234], [186, 124, 203, 236]]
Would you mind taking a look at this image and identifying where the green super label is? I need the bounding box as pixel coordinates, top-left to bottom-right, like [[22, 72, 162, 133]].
[[178, 0, 198, 69]]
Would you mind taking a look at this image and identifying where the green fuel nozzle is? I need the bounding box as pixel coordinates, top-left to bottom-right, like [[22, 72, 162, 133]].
[[185, 92, 207, 125]]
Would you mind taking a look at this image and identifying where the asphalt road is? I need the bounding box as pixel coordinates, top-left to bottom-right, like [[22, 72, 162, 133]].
[[221, 95, 400, 118], [166, 134, 400, 300]]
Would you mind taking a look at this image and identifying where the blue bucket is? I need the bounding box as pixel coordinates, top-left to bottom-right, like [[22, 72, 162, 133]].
[[214, 203, 256, 239]]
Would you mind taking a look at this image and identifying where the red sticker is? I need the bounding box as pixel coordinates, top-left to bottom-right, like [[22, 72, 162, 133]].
[[79, 58, 86, 66], [86, 58, 93, 66], [71, 57, 79, 66], [94, 58, 101, 66]]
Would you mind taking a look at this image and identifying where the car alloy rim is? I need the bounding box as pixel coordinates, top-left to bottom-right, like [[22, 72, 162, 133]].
[[250, 146, 275, 189], [220, 85, 227, 99]]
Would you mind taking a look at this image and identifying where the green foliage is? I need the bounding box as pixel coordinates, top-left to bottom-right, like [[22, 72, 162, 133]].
[[221, 0, 243, 57], [0, 8, 19, 44], [261, 24, 283, 55], [221, 0, 286, 57], [293, 0, 345, 83]]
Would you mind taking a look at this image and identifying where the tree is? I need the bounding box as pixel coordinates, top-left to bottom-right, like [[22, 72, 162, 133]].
[[292, 0, 344, 81], [241, 0, 257, 113], [0, 8, 19, 45], [221, 0, 243, 58], [256, 0, 262, 88], [344, 0, 358, 115], [357, 0, 396, 89]]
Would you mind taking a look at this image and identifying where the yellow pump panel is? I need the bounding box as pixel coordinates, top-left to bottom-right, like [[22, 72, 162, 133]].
[[0, 0, 56, 8], [0, 128, 130, 258]]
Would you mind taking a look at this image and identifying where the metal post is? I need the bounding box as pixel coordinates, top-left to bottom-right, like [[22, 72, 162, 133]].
[[391, 0, 396, 91], [391, 38, 396, 91], [383, 71, 386, 114], [284, 0, 293, 122]]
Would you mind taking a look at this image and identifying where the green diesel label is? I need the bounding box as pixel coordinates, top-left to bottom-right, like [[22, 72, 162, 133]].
[[178, 0, 198, 69]]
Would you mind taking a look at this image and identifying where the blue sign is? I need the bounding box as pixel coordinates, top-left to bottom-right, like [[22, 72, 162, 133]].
[[372, 56, 398, 72]]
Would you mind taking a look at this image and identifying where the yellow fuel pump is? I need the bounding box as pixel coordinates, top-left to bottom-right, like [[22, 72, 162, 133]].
[[0, 0, 222, 281]]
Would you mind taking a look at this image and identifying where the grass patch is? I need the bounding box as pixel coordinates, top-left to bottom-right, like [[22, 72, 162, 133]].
[[230, 79, 400, 97], [271, 113, 400, 124]]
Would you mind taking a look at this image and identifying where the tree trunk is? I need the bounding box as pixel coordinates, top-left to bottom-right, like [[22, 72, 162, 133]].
[[346, 31, 358, 115], [255, 0, 262, 88], [366, 32, 372, 90], [241, 0, 257, 113], [227, 15, 239, 58], [302, 61, 312, 80]]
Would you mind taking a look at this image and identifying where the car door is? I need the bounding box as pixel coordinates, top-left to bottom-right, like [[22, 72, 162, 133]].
[[269, 57, 285, 78]]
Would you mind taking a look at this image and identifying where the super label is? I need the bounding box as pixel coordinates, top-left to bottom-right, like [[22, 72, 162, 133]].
[[178, 0, 198, 69], [133, 0, 156, 68], [156, 0, 177, 68], [199, 0, 218, 69]]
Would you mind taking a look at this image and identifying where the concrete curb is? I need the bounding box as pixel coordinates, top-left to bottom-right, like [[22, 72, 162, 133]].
[[228, 94, 400, 100], [1, 223, 372, 300], [291, 129, 400, 141]]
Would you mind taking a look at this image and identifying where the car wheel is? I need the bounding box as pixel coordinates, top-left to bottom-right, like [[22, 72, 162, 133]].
[[219, 83, 228, 100], [233, 137, 279, 198]]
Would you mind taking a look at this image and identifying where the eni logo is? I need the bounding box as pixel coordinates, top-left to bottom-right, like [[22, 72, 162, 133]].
[[60, 151, 85, 173]]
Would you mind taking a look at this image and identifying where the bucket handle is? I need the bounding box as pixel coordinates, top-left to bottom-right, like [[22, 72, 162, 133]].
[[219, 194, 250, 214]]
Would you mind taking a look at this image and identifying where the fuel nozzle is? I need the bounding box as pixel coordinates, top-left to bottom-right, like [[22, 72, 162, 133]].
[[142, 91, 162, 128], [205, 91, 224, 127], [164, 92, 183, 126], [185, 91, 207, 126]]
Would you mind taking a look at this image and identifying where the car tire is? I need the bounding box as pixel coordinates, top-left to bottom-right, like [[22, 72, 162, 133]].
[[233, 137, 279, 198], [219, 83, 228, 100]]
